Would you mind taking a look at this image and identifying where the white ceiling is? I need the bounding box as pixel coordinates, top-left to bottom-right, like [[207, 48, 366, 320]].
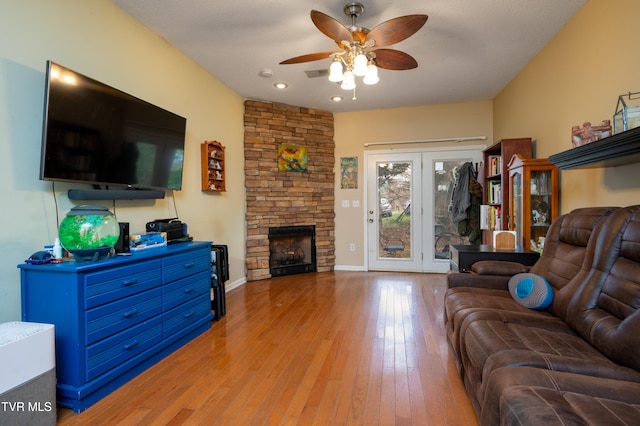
[[112, 0, 587, 113]]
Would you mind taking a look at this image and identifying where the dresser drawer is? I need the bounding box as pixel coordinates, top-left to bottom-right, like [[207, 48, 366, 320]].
[[85, 260, 162, 309], [163, 296, 211, 339], [163, 248, 210, 283], [86, 316, 162, 382], [162, 270, 210, 311], [85, 288, 162, 345]]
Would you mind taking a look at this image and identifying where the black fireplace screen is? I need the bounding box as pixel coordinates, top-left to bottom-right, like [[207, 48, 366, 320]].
[[268, 225, 316, 277]]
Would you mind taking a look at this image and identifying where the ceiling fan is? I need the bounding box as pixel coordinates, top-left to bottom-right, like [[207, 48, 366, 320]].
[[280, 2, 428, 90]]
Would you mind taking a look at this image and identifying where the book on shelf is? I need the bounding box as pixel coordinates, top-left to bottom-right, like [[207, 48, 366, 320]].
[[487, 181, 502, 205], [480, 205, 502, 230], [488, 155, 502, 176]]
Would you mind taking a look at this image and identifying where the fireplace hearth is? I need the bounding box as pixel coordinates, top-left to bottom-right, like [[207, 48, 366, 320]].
[[269, 225, 316, 277]]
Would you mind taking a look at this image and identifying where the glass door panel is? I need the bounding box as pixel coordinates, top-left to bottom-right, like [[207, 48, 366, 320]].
[[367, 153, 422, 272]]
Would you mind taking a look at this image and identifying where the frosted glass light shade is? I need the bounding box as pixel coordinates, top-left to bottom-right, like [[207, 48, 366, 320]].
[[363, 64, 379, 85], [328, 61, 344, 82], [352, 54, 368, 76], [341, 71, 356, 90]]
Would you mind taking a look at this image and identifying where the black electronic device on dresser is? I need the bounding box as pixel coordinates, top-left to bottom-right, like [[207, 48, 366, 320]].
[[114, 222, 130, 254], [146, 218, 192, 244], [210, 245, 228, 321]]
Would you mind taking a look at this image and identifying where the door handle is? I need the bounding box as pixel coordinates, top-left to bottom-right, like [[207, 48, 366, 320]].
[[369, 218, 374, 223]]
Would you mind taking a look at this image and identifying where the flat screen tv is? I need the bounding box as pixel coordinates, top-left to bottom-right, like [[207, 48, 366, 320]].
[[40, 61, 186, 191]]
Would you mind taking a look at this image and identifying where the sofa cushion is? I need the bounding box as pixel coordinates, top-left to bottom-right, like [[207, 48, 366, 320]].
[[508, 273, 553, 309], [461, 319, 640, 414], [500, 386, 640, 426], [481, 367, 640, 425]]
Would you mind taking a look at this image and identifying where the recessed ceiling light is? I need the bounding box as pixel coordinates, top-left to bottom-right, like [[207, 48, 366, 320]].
[[331, 96, 343, 102], [274, 82, 288, 89]]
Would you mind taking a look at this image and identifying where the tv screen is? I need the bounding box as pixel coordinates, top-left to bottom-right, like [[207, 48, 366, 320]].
[[40, 61, 186, 191]]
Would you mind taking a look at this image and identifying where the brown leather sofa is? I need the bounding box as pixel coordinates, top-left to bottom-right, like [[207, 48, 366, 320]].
[[444, 205, 640, 425]]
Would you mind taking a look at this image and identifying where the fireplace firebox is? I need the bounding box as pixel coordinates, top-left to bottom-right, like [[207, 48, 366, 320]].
[[268, 225, 316, 277]]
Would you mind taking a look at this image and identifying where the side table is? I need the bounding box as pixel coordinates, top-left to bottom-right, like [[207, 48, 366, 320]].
[[450, 244, 540, 272]]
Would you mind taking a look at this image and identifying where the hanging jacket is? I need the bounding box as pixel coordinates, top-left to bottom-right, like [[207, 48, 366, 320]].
[[449, 162, 473, 224]]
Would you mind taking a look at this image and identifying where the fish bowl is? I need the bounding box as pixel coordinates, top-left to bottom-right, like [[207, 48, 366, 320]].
[[58, 205, 120, 262]]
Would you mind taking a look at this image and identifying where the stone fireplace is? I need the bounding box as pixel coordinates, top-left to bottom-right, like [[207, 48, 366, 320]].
[[244, 100, 335, 281]]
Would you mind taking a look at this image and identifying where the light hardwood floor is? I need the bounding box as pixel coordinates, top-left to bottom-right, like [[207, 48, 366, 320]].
[[58, 271, 478, 425]]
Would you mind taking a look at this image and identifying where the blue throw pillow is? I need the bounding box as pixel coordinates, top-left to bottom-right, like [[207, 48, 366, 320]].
[[508, 273, 554, 309]]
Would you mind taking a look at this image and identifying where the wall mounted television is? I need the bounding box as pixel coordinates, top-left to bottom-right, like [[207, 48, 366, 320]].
[[40, 61, 187, 194]]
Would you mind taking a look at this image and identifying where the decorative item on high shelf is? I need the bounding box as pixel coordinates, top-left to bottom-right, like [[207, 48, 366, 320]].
[[571, 120, 612, 147], [613, 91, 640, 134]]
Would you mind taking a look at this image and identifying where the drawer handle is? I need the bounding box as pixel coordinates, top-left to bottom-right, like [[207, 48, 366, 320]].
[[122, 309, 138, 318], [183, 287, 195, 294], [123, 339, 139, 350], [121, 278, 139, 287], [183, 311, 195, 318], [183, 262, 195, 269]]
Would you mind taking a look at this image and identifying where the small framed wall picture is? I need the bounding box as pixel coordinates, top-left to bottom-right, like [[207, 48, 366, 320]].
[[340, 157, 358, 189], [278, 144, 308, 172]]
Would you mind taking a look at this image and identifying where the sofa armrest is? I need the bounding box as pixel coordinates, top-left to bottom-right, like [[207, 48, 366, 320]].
[[446, 270, 512, 290], [471, 260, 529, 276]]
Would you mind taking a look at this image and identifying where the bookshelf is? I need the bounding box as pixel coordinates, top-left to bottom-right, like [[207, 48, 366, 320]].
[[480, 138, 532, 244]]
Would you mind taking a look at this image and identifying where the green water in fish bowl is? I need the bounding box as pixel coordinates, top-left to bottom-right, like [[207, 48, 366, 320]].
[[58, 205, 120, 261]]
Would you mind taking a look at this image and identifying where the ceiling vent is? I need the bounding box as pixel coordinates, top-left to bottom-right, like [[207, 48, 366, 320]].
[[305, 69, 329, 78]]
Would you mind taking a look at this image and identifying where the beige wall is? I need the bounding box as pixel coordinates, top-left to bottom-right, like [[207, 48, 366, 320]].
[[333, 101, 493, 268], [493, 0, 640, 212], [0, 0, 245, 322]]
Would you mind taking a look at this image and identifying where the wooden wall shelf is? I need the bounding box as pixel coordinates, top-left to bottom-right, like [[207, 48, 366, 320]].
[[548, 126, 640, 170], [201, 140, 226, 192]]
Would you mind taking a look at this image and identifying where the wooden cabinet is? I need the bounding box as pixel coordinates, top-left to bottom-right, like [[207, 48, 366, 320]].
[[508, 155, 558, 250], [201, 140, 225, 192], [19, 242, 213, 412], [481, 138, 532, 244]]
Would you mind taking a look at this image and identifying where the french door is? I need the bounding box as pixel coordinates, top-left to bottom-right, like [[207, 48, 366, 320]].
[[366, 147, 483, 272]]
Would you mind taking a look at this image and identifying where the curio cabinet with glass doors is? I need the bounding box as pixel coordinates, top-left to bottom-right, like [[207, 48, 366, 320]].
[[508, 154, 559, 252]]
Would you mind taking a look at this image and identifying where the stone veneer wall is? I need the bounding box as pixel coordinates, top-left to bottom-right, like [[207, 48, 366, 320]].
[[244, 100, 336, 281]]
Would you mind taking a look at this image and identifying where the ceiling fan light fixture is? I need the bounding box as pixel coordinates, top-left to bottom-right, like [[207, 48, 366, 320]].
[[340, 70, 356, 90], [363, 63, 379, 85], [329, 60, 344, 82], [280, 3, 428, 101]]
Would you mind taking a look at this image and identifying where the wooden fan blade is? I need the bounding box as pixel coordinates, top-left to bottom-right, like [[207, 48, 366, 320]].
[[311, 10, 353, 45], [280, 52, 334, 65], [368, 15, 428, 47], [373, 49, 418, 70]]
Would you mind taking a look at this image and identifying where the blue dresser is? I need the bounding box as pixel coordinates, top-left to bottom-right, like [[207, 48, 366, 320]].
[[19, 241, 213, 412]]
